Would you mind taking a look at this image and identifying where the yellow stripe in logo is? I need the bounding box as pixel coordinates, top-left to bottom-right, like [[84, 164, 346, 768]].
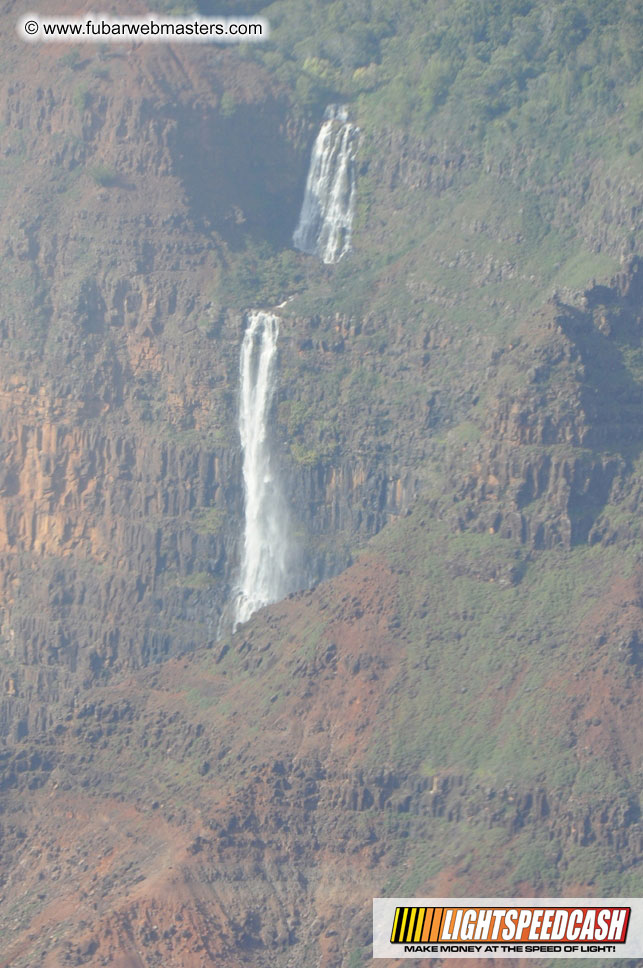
[[391, 907, 439, 943]]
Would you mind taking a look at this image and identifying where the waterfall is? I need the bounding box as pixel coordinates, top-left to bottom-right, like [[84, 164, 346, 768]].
[[293, 105, 358, 265], [233, 311, 291, 628]]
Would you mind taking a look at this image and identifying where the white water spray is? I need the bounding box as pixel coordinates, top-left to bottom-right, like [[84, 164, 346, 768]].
[[233, 311, 291, 628], [293, 105, 358, 265]]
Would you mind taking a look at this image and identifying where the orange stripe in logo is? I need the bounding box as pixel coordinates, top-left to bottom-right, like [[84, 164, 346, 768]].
[[430, 908, 443, 942]]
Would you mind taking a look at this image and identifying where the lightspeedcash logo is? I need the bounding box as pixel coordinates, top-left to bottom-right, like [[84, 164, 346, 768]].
[[373, 898, 643, 958]]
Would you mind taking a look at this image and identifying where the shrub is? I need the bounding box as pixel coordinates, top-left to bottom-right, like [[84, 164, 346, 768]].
[[73, 85, 90, 112], [89, 164, 119, 187], [219, 91, 237, 118], [60, 49, 81, 70]]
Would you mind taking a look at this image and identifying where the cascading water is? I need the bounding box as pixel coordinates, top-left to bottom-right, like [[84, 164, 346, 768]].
[[293, 104, 358, 265], [233, 311, 291, 628]]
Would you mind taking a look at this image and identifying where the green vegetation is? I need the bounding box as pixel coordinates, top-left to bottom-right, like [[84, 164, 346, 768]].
[[176, 571, 216, 590], [192, 507, 225, 535], [260, 0, 641, 148], [72, 83, 90, 112], [367, 502, 630, 785], [155, 0, 195, 12], [198, 1, 641, 496], [347, 947, 369, 968], [91, 64, 111, 81], [0, 3, 640, 959], [220, 240, 306, 309], [61, 486, 642, 914], [59, 48, 82, 70], [219, 90, 237, 117], [217, 0, 640, 348], [88, 164, 119, 187]]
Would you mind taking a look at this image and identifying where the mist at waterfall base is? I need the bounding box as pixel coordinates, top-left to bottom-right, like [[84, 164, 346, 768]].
[[232, 311, 296, 629], [293, 105, 358, 265]]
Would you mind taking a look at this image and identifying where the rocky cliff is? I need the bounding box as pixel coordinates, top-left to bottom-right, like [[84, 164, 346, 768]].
[[0, 1, 642, 966], [0, 27, 420, 743], [448, 261, 643, 548]]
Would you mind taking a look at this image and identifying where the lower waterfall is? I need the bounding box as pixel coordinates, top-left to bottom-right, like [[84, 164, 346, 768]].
[[293, 104, 358, 265], [233, 311, 292, 628]]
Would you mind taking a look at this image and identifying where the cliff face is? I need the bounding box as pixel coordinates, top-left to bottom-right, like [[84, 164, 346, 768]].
[[0, 41, 247, 730], [0, 3, 642, 966], [0, 524, 641, 968], [0, 380, 414, 737], [448, 263, 643, 548], [0, 33, 421, 740]]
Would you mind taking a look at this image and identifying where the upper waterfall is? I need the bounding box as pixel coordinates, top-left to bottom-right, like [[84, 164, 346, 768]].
[[233, 311, 292, 628], [292, 105, 358, 265]]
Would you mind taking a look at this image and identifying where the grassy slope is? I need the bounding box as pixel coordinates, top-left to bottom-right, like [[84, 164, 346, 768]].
[[0, 2, 641, 964], [4, 495, 638, 966], [197, 0, 643, 943], [210, 0, 642, 477]]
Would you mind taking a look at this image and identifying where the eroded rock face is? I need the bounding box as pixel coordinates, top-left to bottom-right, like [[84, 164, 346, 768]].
[[0, 541, 641, 968], [1, 26, 641, 747], [447, 261, 643, 548], [0, 15, 640, 760], [0, 40, 425, 742], [0, 18, 641, 966]]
